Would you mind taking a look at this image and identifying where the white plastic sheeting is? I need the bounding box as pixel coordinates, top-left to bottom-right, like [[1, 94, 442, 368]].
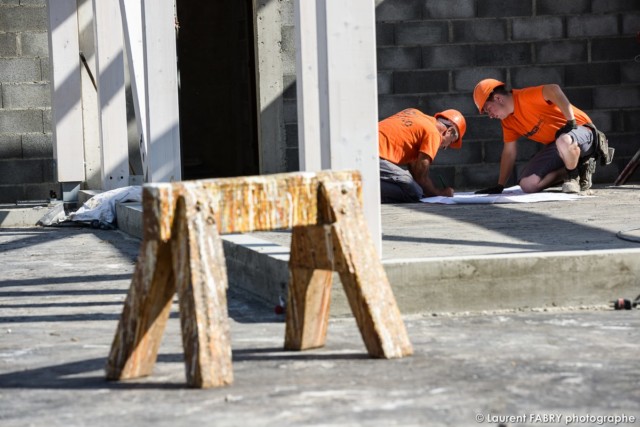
[[69, 186, 142, 224]]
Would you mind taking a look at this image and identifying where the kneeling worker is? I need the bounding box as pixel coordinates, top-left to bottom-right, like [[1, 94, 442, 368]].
[[378, 108, 466, 203], [473, 79, 613, 194]]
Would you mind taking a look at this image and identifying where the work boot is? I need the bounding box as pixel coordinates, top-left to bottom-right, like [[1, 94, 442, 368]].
[[562, 168, 580, 193], [578, 156, 596, 191]]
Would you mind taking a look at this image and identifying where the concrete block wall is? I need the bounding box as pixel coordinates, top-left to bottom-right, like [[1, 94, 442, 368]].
[[282, 0, 640, 189], [0, 0, 54, 203]]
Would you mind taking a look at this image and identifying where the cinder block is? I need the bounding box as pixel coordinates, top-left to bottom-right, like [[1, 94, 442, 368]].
[[536, 40, 587, 63], [424, 0, 475, 19], [0, 58, 41, 82], [419, 93, 475, 116], [452, 19, 508, 43], [563, 88, 593, 110], [282, 74, 296, 100], [0, 134, 22, 158], [464, 116, 503, 140], [396, 21, 448, 45], [434, 141, 482, 166], [623, 110, 640, 132], [285, 147, 299, 172], [567, 15, 618, 38], [585, 110, 615, 133], [428, 166, 456, 189], [622, 13, 640, 36], [459, 163, 503, 189], [591, 37, 636, 62], [422, 45, 475, 69], [565, 63, 620, 87], [19, 32, 49, 57], [25, 182, 56, 201], [22, 133, 52, 158], [375, 0, 422, 22], [377, 94, 422, 119], [2, 82, 50, 108], [39, 57, 49, 81], [282, 98, 296, 124], [512, 17, 563, 41], [477, 0, 532, 17], [0, 184, 24, 204], [376, 23, 395, 46], [512, 66, 564, 87], [592, 0, 639, 13], [0, 109, 43, 133], [453, 68, 505, 92], [393, 70, 448, 94], [0, 33, 17, 56], [594, 86, 640, 109], [377, 71, 392, 95], [284, 124, 297, 149], [608, 134, 640, 157], [377, 47, 421, 70], [0, 6, 47, 32], [475, 43, 531, 66], [0, 159, 44, 184], [536, 0, 591, 15], [0, 1, 20, 6]]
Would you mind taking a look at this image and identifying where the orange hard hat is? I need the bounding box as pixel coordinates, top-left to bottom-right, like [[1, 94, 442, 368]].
[[435, 109, 466, 149], [473, 78, 505, 113]]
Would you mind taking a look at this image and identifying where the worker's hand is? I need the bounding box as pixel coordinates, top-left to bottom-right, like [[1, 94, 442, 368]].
[[474, 184, 504, 194], [440, 187, 454, 197], [555, 119, 577, 139]]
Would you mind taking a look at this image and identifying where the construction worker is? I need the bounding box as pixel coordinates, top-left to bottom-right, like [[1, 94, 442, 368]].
[[472, 79, 613, 194], [378, 108, 466, 203]]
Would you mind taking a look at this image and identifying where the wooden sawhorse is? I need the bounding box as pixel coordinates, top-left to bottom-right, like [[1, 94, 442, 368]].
[[105, 170, 413, 388]]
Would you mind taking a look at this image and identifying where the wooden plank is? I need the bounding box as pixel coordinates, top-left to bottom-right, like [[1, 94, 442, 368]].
[[46, 0, 85, 182], [320, 180, 413, 359], [171, 193, 233, 388], [141, 0, 181, 182], [92, 0, 130, 190], [284, 225, 336, 350], [145, 170, 361, 237], [105, 239, 176, 379]]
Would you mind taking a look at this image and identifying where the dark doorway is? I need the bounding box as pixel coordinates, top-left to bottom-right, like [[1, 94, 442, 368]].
[[176, 0, 259, 180]]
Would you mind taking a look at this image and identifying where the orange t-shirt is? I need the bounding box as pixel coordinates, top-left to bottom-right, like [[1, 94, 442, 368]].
[[378, 108, 442, 165], [502, 86, 592, 144]]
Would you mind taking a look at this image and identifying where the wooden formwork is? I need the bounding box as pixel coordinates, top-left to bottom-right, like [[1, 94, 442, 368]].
[[105, 170, 413, 388]]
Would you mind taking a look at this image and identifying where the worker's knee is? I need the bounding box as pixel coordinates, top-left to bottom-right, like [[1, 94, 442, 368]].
[[519, 175, 541, 193]]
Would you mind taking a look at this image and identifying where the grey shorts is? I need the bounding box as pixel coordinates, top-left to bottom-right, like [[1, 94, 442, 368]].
[[520, 126, 595, 180], [379, 158, 423, 203]]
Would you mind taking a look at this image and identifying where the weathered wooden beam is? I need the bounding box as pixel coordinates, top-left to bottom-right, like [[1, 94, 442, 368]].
[[319, 180, 413, 359], [105, 238, 175, 380], [171, 193, 233, 388], [105, 184, 177, 379]]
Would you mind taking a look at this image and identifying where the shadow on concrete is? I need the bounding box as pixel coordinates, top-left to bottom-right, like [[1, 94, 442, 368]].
[[0, 357, 184, 390], [0, 274, 133, 288], [0, 349, 367, 390]]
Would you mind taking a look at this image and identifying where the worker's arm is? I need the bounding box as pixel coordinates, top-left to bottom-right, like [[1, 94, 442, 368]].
[[409, 153, 454, 197], [475, 141, 517, 194], [543, 84, 577, 137], [542, 84, 575, 121]]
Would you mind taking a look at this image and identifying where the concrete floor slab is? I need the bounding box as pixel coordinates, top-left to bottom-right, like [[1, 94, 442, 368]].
[[0, 227, 639, 426]]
